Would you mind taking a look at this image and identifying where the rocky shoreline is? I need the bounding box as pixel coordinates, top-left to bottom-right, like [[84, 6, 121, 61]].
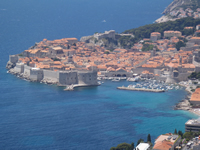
[[174, 83, 200, 117], [155, 16, 176, 23]]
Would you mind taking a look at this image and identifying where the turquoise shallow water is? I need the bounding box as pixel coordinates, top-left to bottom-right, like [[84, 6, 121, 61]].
[[0, 0, 199, 149]]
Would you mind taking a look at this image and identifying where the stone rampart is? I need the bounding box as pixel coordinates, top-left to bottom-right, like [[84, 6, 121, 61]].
[[14, 63, 24, 73], [43, 70, 59, 82], [30, 68, 43, 81], [78, 71, 98, 85], [9, 55, 18, 64], [178, 73, 190, 81], [24, 65, 31, 76], [58, 71, 78, 85]]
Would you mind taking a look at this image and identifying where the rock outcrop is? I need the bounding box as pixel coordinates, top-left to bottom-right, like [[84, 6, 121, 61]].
[[163, 0, 198, 14], [6, 61, 16, 70]]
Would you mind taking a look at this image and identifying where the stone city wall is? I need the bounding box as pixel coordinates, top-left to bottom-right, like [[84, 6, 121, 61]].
[[30, 68, 43, 81], [24, 65, 31, 76], [43, 70, 59, 82], [14, 63, 24, 73], [78, 71, 98, 85], [9, 55, 18, 64], [58, 71, 78, 85]]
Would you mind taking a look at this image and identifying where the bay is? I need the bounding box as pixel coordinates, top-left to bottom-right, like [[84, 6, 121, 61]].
[[0, 0, 198, 149]]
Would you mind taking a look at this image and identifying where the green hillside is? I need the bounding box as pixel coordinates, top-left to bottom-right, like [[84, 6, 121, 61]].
[[119, 17, 200, 48]]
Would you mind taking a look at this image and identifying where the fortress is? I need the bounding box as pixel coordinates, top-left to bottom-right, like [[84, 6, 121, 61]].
[[8, 55, 98, 87]]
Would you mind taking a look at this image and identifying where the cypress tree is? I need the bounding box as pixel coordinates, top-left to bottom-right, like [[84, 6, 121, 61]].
[[147, 134, 151, 143], [174, 129, 177, 134]]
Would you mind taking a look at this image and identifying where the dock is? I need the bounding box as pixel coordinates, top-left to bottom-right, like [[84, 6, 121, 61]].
[[117, 86, 165, 92]]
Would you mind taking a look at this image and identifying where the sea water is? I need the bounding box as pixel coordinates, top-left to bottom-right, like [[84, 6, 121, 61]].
[[0, 0, 198, 149]]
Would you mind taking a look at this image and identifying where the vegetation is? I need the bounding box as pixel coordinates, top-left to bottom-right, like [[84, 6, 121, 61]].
[[142, 43, 154, 51], [188, 71, 200, 80], [101, 37, 118, 49], [52, 57, 61, 61], [110, 130, 200, 150], [18, 53, 24, 57], [178, 130, 183, 137], [176, 41, 186, 51], [118, 36, 134, 49], [110, 142, 134, 150], [110, 134, 153, 150], [118, 17, 200, 48], [147, 134, 151, 143], [182, 28, 194, 36], [137, 138, 144, 146], [104, 51, 110, 54], [182, 131, 200, 141], [174, 129, 177, 134]]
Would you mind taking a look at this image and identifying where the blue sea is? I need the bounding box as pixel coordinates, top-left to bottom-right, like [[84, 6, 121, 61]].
[[0, 0, 198, 149]]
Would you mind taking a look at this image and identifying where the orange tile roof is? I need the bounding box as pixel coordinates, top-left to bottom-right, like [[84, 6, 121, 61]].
[[191, 88, 200, 101], [153, 140, 173, 150]]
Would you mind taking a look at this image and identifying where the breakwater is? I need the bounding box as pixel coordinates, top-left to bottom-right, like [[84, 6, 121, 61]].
[[117, 86, 165, 92]]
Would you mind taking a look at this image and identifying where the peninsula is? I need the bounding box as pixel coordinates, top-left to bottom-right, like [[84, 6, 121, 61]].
[[5, 19, 200, 88]]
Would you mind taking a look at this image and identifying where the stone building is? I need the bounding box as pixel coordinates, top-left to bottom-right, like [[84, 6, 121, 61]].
[[164, 31, 182, 38], [9, 55, 18, 64], [49, 46, 64, 56], [94, 30, 116, 40], [150, 32, 161, 42]]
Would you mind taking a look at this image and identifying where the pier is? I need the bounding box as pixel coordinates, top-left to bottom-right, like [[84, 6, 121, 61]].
[[117, 86, 165, 92]]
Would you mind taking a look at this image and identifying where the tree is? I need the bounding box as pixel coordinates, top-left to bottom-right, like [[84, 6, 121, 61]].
[[137, 138, 144, 146], [130, 142, 134, 149], [183, 132, 194, 140], [178, 130, 183, 137], [110, 142, 134, 150], [142, 43, 154, 51], [147, 134, 151, 143], [115, 143, 132, 150], [174, 129, 177, 134], [104, 51, 110, 54], [175, 41, 186, 51]]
